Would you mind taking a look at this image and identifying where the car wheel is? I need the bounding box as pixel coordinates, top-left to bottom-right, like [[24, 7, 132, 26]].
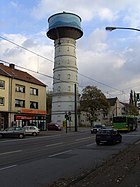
[[119, 138, 122, 143], [112, 140, 116, 145], [32, 132, 37, 136], [19, 134, 24, 139], [96, 140, 100, 145]]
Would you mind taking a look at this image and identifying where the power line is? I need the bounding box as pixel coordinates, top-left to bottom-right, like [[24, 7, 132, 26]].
[[1, 58, 128, 101], [0, 35, 53, 63], [0, 34, 124, 93], [78, 73, 122, 92]]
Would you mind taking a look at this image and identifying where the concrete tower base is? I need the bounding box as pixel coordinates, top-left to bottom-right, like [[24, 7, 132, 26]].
[[52, 37, 78, 125]]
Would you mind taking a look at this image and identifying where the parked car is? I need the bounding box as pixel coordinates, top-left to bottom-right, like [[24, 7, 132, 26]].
[[47, 123, 62, 131], [0, 127, 25, 139], [23, 126, 40, 136], [91, 124, 106, 134], [96, 128, 122, 145]]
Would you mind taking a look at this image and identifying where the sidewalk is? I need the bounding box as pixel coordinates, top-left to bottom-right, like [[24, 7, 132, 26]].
[[118, 141, 140, 187], [49, 139, 140, 187], [70, 140, 140, 187]]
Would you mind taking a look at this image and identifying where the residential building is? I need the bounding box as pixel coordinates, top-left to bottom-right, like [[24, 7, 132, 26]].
[[79, 97, 125, 127], [107, 97, 124, 117], [0, 63, 47, 130]]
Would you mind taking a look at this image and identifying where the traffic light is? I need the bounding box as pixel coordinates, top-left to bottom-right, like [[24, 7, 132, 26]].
[[65, 114, 69, 120], [137, 93, 140, 101]]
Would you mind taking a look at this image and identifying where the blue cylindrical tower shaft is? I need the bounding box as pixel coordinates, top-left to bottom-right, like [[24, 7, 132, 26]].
[[47, 12, 83, 125]]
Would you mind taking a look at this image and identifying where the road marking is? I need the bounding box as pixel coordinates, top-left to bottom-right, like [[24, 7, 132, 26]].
[[45, 142, 63, 147], [0, 165, 17, 171], [135, 140, 140, 145], [76, 137, 92, 141], [0, 150, 22, 156], [122, 134, 140, 137], [0, 134, 62, 143], [86, 143, 96, 147], [48, 150, 72, 158]]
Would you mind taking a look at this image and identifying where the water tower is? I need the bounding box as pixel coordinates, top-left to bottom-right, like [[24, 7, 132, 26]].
[[47, 12, 83, 125]]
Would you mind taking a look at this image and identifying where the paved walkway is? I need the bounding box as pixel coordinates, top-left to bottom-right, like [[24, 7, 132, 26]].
[[69, 140, 140, 187]]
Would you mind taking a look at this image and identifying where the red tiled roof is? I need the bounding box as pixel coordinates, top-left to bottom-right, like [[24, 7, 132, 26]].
[[0, 63, 46, 87]]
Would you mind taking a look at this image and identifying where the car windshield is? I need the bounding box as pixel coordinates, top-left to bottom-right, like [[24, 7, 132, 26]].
[[14, 127, 23, 131], [5, 127, 14, 131], [98, 129, 113, 135], [94, 125, 102, 128]]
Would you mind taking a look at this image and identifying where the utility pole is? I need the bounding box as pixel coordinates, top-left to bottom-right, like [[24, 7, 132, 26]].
[[74, 84, 77, 132]]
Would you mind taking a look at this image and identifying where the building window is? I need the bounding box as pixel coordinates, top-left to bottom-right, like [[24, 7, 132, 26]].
[[15, 99, 25, 107], [57, 86, 61, 92], [30, 88, 38, 96], [57, 74, 60, 80], [15, 84, 25, 93], [68, 86, 71, 91], [30, 101, 38, 109], [0, 80, 5, 89], [67, 74, 71, 79], [0, 97, 4, 105]]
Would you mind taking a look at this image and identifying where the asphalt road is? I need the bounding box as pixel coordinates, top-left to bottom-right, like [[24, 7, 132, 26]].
[[0, 128, 140, 187]]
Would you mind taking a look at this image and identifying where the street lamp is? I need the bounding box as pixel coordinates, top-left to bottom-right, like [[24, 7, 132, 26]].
[[105, 26, 140, 32]]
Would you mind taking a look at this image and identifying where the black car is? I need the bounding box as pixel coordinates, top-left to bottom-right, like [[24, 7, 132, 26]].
[[96, 128, 122, 145], [91, 124, 105, 134]]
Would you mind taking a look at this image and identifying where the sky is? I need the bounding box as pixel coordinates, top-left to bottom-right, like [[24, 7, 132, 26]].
[[1, 0, 140, 103]]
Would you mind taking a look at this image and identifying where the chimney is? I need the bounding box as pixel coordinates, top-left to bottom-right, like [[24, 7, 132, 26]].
[[9, 64, 15, 69]]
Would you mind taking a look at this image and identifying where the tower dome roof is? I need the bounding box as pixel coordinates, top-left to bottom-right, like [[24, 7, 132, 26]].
[[47, 12, 83, 40]]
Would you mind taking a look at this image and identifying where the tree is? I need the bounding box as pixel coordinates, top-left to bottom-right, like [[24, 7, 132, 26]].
[[80, 86, 110, 125], [125, 103, 139, 116]]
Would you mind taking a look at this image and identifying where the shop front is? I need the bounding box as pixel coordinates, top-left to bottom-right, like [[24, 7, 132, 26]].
[[14, 108, 47, 130], [0, 112, 8, 130]]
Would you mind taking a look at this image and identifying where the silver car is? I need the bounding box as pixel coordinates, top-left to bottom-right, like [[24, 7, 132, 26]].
[[91, 124, 106, 134], [23, 126, 40, 136], [0, 127, 25, 139]]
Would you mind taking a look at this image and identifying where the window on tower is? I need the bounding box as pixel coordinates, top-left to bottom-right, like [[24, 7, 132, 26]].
[[67, 74, 71, 79], [68, 86, 71, 91], [58, 74, 60, 80], [57, 86, 61, 92]]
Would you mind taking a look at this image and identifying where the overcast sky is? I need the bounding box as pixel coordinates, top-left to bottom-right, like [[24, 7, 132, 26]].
[[1, 0, 140, 103]]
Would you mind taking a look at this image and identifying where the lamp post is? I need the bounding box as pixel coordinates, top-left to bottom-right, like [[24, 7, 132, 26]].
[[105, 26, 140, 32]]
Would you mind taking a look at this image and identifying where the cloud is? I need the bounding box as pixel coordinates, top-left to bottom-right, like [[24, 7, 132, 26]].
[[31, 0, 119, 22], [2, 0, 140, 101], [0, 33, 54, 89], [30, 0, 140, 24], [10, 1, 18, 8]]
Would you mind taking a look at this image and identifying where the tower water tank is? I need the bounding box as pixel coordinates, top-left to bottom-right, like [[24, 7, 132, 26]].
[[47, 12, 83, 125]]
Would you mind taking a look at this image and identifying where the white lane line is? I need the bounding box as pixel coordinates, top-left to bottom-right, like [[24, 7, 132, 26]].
[[86, 143, 96, 147], [0, 165, 17, 171], [45, 142, 63, 147], [76, 137, 92, 141], [0, 150, 22, 156], [48, 150, 72, 158], [123, 134, 140, 137], [135, 140, 140, 145]]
